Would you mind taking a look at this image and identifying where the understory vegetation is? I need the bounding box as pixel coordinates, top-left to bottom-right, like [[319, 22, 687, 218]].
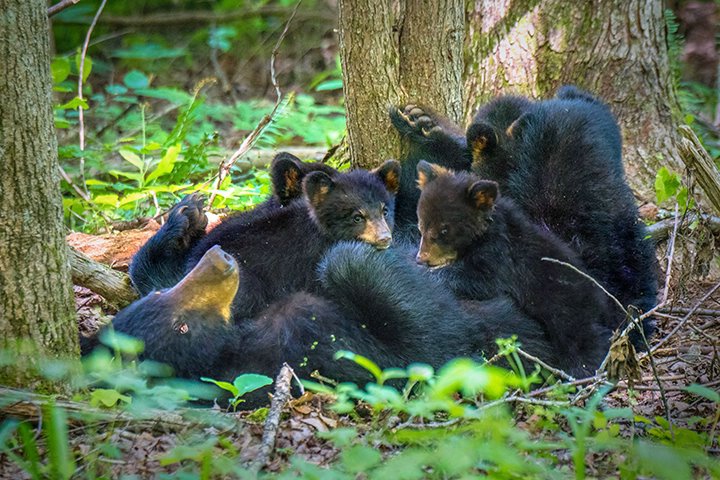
[[0, 1, 718, 478]]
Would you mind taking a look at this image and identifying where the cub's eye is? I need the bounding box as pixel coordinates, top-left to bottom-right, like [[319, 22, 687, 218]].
[[440, 228, 449, 237], [382, 206, 389, 217], [353, 214, 364, 223]]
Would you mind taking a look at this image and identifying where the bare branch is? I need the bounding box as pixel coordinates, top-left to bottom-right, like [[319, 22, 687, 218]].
[[89, 6, 334, 27], [48, 0, 81, 18], [253, 364, 294, 470], [77, 0, 108, 194]]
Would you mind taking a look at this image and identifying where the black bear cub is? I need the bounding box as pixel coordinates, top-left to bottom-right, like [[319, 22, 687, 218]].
[[130, 153, 339, 296], [131, 157, 402, 320], [415, 161, 612, 373], [390, 87, 657, 344]]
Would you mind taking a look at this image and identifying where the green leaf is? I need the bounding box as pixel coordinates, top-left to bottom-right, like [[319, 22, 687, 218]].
[[92, 193, 118, 206], [134, 87, 192, 105], [106, 84, 128, 96], [123, 70, 150, 89], [315, 79, 343, 92], [341, 445, 381, 473], [685, 383, 720, 403], [17, 422, 42, 480], [146, 144, 180, 182], [200, 377, 239, 397], [113, 43, 186, 60], [118, 191, 149, 207], [43, 401, 75, 480], [635, 441, 692, 480], [90, 388, 132, 408], [654, 167, 681, 204], [51, 57, 71, 84], [119, 148, 144, 170], [108, 170, 144, 183], [334, 350, 383, 383], [74, 51, 92, 82], [232, 373, 273, 398], [317, 427, 358, 448], [99, 330, 144, 355], [407, 363, 434, 382], [57, 96, 89, 110]]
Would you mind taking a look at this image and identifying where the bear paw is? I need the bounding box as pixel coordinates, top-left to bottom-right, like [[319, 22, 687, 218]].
[[165, 193, 208, 251], [395, 104, 442, 139]]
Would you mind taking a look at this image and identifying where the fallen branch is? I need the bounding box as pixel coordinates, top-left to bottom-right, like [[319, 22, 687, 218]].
[[652, 280, 720, 351], [253, 364, 294, 470], [91, 6, 334, 27], [0, 386, 199, 432], [68, 246, 138, 308], [645, 212, 720, 242], [678, 125, 720, 214]]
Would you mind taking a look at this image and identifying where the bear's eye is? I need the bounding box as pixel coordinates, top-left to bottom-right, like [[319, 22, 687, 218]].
[[440, 228, 449, 237], [382, 206, 389, 217], [353, 213, 364, 224]]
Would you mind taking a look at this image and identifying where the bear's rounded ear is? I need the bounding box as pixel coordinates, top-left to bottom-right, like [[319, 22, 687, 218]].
[[416, 160, 451, 189], [467, 179, 498, 210], [303, 171, 335, 208], [271, 152, 304, 205], [466, 122, 498, 165], [504, 111, 536, 139], [372, 159, 401, 195]]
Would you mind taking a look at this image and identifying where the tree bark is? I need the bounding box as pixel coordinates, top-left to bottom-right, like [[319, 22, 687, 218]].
[[0, 0, 78, 390], [338, 0, 465, 169], [464, 0, 684, 200]]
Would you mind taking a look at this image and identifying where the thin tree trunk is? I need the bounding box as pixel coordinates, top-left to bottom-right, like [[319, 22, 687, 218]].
[[0, 0, 78, 391], [338, 0, 464, 169], [464, 0, 684, 200]]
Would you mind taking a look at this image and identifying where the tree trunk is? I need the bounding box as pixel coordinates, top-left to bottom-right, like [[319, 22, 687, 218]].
[[464, 0, 684, 200], [0, 0, 78, 391], [338, 0, 465, 169]]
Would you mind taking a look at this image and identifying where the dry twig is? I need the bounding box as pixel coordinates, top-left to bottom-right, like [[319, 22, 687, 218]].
[[253, 364, 294, 470], [48, 0, 81, 17], [77, 0, 108, 192]]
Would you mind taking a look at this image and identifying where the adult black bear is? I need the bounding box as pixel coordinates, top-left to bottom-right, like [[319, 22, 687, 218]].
[[390, 87, 657, 341], [412, 161, 612, 373], [130, 153, 338, 296], [130, 158, 402, 320], [84, 243, 590, 403]]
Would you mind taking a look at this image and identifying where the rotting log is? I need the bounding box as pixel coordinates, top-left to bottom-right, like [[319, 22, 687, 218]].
[[69, 246, 138, 308]]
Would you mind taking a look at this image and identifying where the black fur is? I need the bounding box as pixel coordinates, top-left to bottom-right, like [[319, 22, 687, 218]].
[[131, 160, 401, 319], [130, 153, 338, 296], [390, 86, 658, 342], [415, 164, 612, 375]]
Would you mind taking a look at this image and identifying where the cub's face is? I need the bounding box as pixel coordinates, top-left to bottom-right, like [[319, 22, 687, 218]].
[[415, 161, 497, 268], [303, 160, 401, 249]]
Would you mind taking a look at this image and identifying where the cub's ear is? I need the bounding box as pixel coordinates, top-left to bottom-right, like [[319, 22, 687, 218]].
[[505, 111, 535, 139], [271, 152, 304, 205], [466, 122, 498, 165], [416, 160, 450, 189], [372, 159, 401, 195], [467, 179, 498, 210], [303, 171, 335, 208]]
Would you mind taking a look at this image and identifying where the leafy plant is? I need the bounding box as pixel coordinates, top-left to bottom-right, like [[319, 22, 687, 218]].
[[202, 373, 273, 410]]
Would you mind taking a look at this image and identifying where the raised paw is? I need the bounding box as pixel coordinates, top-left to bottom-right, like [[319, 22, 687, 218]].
[[165, 193, 208, 250], [396, 104, 441, 138]]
